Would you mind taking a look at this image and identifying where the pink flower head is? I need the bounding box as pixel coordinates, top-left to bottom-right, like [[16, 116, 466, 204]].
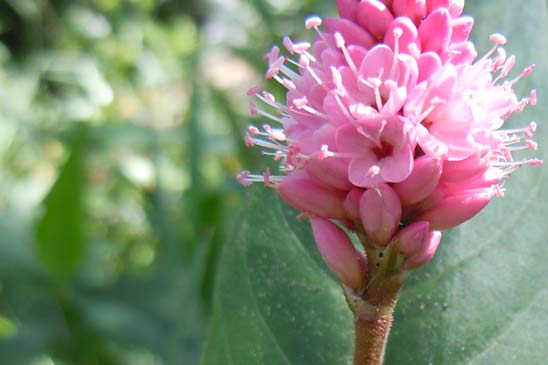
[[238, 0, 541, 279]]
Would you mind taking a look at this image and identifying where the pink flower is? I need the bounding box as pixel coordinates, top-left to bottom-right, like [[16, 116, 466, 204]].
[[336, 116, 415, 187], [239, 0, 541, 279]]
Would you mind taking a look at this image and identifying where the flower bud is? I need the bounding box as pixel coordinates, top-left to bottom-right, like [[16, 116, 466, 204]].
[[393, 221, 430, 257], [356, 0, 394, 41], [392, 0, 427, 24], [359, 184, 402, 246], [418, 187, 493, 230], [306, 158, 353, 190], [404, 231, 442, 269], [451, 16, 474, 43], [277, 171, 347, 220], [440, 152, 489, 184], [393, 154, 443, 205], [419, 8, 452, 53], [336, 0, 359, 21], [444, 169, 502, 193], [310, 218, 366, 290]]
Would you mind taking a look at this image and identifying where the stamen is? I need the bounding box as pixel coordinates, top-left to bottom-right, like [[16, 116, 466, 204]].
[[500, 55, 516, 78], [367, 165, 381, 177], [255, 92, 288, 113], [237, 171, 252, 186], [489, 33, 507, 45], [526, 140, 538, 151], [480, 33, 507, 63], [266, 56, 286, 79], [280, 64, 301, 80], [247, 85, 261, 96], [492, 48, 507, 71], [264, 45, 280, 64], [305, 16, 322, 29], [249, 102, 258, 116], [529, 89, 537, 106], [304, 16, 328, 43], [263, 124, 286, 141], [285, 56, 326, 90], [251, 103, 284, 123], [333, 92, 354, 121], [318, 144, 335, 159], [390, 28, 403, 76], [249, 137, 288, 151], [368, 76, 384, 112], [510, 64, 535, 85], [493, 185, 505, 198], [283, 36, 313, 56], [245, 133, 255, 147], [334, 32, 359, 75]]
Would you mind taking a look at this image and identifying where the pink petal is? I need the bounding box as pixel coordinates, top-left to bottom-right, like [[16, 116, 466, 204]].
[[356, 0, 394, 40], [348, 156, 384, 187], [418, 52, 442, 83], [323, 17, 376, 49], [384, 17, 420, 55], [451, 16, 474, 43], [379, 144, 414, 182], [419, 8, 452, 53]]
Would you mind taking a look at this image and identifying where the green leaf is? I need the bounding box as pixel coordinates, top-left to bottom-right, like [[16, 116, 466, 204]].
[[204, 0, 548, 364], [202, 186, 352, 365], [35, 126, 88, 279]]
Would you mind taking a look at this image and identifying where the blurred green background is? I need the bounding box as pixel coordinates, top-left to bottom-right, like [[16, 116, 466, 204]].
[[0, 0, 336, 364]]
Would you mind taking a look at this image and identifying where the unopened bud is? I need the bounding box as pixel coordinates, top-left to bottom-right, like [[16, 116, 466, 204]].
[[336, 0, 359, 21], [310, 218, 366, 290], [393, 221, 430, 257], [440, 152, 489, 184], [393, 155, 443, 205], [418, 188, 494, 230], [359, 184, 402, 246], [277, 171, 347, 220], [306, 158, 353, 190], [404, 231, 442, 269]]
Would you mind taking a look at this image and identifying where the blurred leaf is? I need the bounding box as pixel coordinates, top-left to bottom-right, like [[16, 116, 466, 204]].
[[35, 126, 88, 279], [0, 315, 16, 339], [202, 186, 353, 365]]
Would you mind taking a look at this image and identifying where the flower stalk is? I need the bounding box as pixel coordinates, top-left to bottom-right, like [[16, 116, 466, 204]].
[[345, 233, 404, 365]]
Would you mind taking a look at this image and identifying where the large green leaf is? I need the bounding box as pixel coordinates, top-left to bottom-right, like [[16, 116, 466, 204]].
[[202, 185, 353, 365], [204, 0, 548, 364]]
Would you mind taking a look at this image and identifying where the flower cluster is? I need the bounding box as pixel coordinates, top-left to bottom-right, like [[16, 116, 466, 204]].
[[238, 0, 541, 291]]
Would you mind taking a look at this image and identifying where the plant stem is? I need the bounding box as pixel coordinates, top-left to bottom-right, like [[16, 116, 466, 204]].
[[346, 235, 404, 365], [352, 301, 396, 365]]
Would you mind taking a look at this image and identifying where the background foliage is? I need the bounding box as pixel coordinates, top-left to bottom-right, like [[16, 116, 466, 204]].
[[0, 0, 546, 365]]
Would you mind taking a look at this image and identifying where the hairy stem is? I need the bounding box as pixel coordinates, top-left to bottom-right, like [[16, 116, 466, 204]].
[[353, 310, 394, 365], [346, 234, 404, 365]]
